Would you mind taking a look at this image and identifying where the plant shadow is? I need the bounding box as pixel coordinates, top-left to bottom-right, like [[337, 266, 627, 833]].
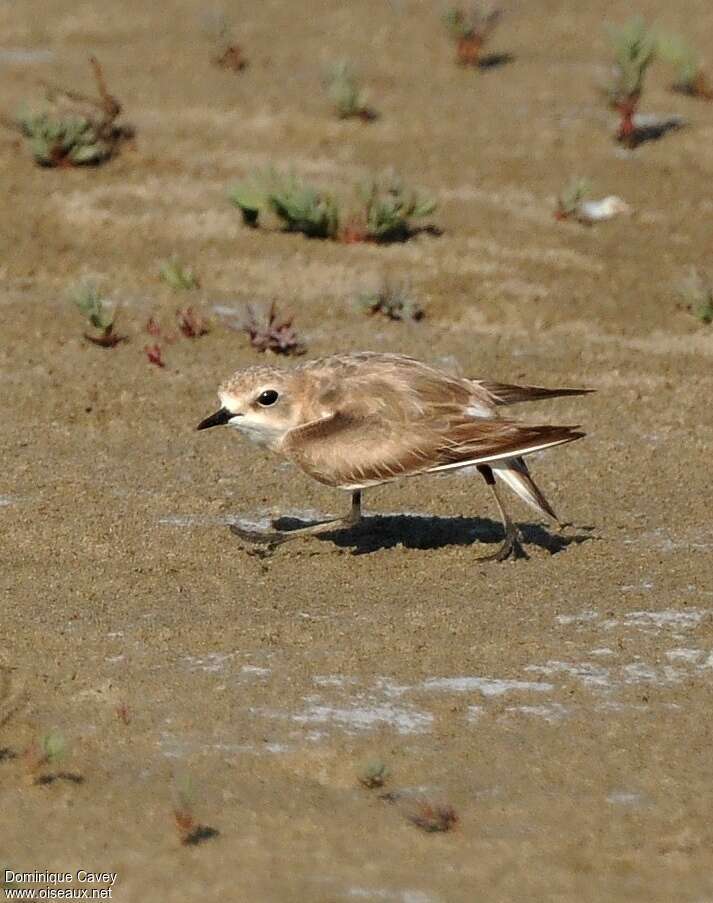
[[266, 513, 595, 557], [369, 224, 443, 244], [183, 825, 219, 846], [627, 117, 684, 148], [478, 52, 514, 70], [35, 770, 84, 785]]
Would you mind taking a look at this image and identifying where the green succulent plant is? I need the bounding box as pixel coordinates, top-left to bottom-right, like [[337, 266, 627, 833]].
[[556, 177, 591, 219], [159, 256, 199, 291], [73, 283, 114, 330], [72, 282, 124, 346], [606, 17, 657, 103], [40, 730, 66, 765], [357, 280, 424, 321], [230, 170, 339, 238], [360, 175, 436, 242], [325, 61, 372, 120], [657, 32, 713, 98], [228, 180, 265, 227], [230, 170, 437, 244], [268, 171, 340, 238], [658, 33, 699, 88], [442, 5, 501, 42], [357, 759, 390, 789], [18, 112, 113, 166], [23, 728, 67, 782], [9, 57, 129, 167], [677, 268, 713, 324]]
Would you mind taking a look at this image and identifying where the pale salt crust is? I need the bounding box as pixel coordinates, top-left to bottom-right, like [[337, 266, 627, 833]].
[[607, 791, 643, 806], [555, 608, 708, 631], [313, 675, 359, 688], [158, 731, 287, 759], [421, 677, 553, 697], [556, 610, 599, 625], [665, 649, 703, 663], [505, 703, 570, 723], [182, 652, 237, 674], [624, 610, 706, 629], [241, 665, 271, 678], [525, 661, 611, 690], [0, 48, 53, 63], [346, 888, 437, 903], [624, 527, 713, 553], [251, 700, 433, 736]]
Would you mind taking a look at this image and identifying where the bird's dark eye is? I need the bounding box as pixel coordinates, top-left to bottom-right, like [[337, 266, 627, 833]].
[[257, 389, 279, 407]]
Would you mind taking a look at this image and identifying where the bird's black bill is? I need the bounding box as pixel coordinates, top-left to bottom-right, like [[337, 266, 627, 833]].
[[197, 407, 232, 431]]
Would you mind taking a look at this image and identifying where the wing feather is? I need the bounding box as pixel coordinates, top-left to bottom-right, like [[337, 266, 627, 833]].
[[281, 409, 584, 489], [473, 380, 594, 406]]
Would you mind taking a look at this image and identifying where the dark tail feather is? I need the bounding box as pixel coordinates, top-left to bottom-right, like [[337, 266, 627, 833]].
[[492, 456, 560, 523], [475, 380, 595, 406]]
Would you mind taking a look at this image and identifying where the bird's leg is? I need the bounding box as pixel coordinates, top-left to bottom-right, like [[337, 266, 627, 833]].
[[476, 465, 527, 561], [231, 491, 362, 545]]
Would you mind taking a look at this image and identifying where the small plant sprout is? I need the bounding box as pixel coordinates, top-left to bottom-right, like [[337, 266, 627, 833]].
[[405, 799, 459, 833], [229, 170, 340, 239], [145, 344, 166, 368], [358, 760, 389, 789], [442, 4, 502, 67], [676, 268, 713, 324], [173, 774, 197, 844], [177, 307, 209, 338], [555, 178, 631, 224], [23, 729, 66, 784], [244, 303, 305, 356], [357, 279, 424, 321], [7, 56, 132, 167], [325, 61, 376, 121], [202, 10, 247, 71], [72, 282, 125, 347], [555, 178, 591, 221], [658, 33, 713, 100], [159, 256, 199, 291], [146, 316, 162, 337], [172, 774, 219, 846], [358, 175, 437, 243], [605, 18, 657, 147]]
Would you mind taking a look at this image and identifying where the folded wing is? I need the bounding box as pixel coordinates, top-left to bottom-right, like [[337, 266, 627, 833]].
[[281, 409, 583, 489]]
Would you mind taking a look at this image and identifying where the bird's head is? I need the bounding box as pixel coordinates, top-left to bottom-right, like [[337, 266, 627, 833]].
[[197, 366, 301, 449]]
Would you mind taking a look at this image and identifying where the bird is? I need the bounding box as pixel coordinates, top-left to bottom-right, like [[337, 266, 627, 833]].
[[197, 352, 592, 559]]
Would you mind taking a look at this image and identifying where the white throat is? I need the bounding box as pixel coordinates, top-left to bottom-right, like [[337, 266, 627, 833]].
[[228, 416, 285, 449]]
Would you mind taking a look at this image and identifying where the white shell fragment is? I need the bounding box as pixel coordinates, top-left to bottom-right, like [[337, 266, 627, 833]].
[[576, 196, 631, 224]]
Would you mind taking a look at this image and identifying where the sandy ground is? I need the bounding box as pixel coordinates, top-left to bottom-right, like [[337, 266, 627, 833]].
[[2, 1, 713, 901]]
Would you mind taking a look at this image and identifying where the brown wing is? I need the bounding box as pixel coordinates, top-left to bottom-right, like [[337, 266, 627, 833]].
[[281, 408, 583, 489], [473, 380, 594, 406]]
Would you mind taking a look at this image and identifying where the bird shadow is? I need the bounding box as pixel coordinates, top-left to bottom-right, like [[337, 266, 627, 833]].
[[258, 513, 595, 557]]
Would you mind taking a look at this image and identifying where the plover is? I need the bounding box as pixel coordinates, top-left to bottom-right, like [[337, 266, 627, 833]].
[[197, 352, 592, 559]]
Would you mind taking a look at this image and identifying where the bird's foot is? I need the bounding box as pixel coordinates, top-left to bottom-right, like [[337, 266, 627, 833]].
[[477, 525, 528, 562]]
